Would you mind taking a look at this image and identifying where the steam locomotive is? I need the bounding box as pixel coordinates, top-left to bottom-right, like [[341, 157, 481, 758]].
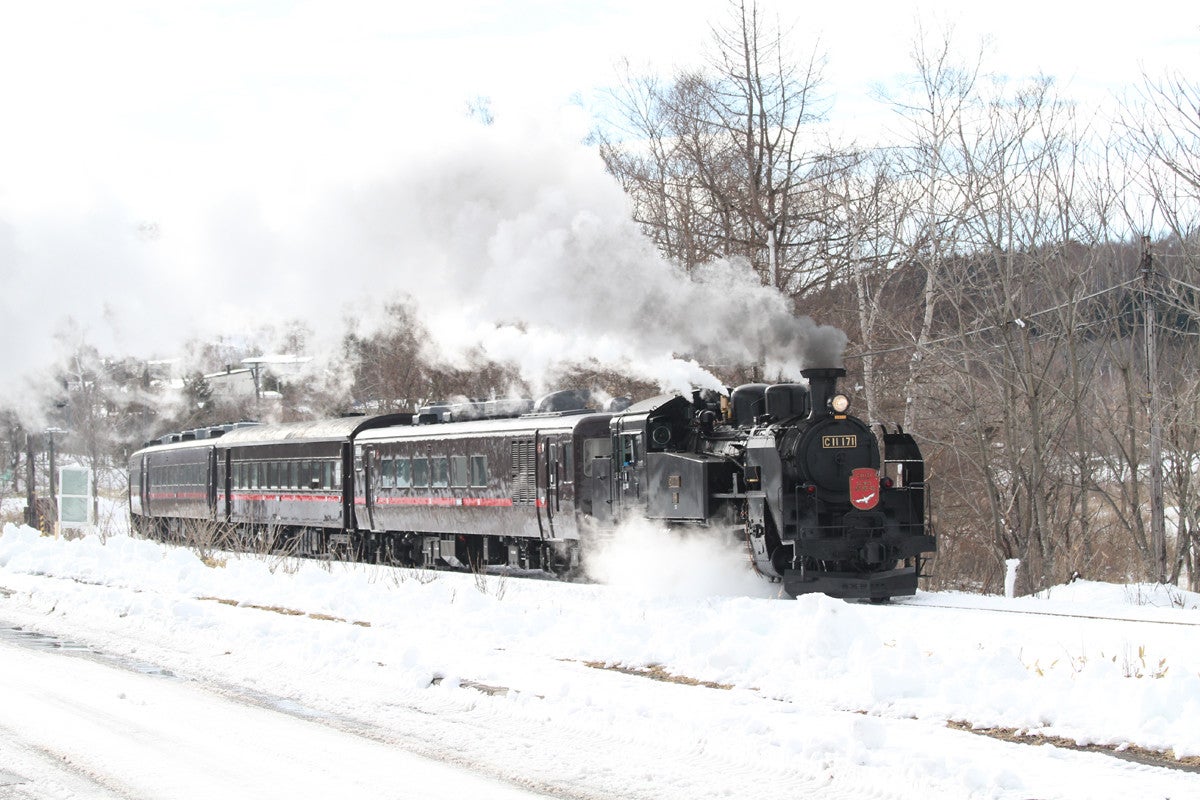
[[128, 367, 934, 600]]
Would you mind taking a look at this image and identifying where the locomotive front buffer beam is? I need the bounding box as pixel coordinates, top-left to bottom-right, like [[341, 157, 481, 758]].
[[782, 565, 920, 601]]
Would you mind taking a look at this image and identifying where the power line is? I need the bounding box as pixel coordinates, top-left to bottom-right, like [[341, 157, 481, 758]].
[[845, 277, 1143, 361]]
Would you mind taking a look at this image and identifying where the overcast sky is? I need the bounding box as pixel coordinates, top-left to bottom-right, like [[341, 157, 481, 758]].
[[0, 0, 1196, 398], [3, 1, 1192, 206]]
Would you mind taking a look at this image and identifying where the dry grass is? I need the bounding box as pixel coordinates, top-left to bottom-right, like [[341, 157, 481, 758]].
[[582, 660, 733, 691], [197, 596, 370, 627], [947, 720, 1200, 773]]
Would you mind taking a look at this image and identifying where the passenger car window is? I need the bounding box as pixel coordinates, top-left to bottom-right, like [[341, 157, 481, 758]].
[[396, 458, 411, 488], [381, 457, 395, 488], [470, 455, 488, 487], [450, 455, 468, 488], [432, 457, 449, 488], [412, 457, 429, 488]]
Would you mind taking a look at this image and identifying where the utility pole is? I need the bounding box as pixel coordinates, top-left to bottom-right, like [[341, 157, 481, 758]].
[[24, 433, 37, 530], [47, 428, 61, 537], [1141, 235, 1167, 584]]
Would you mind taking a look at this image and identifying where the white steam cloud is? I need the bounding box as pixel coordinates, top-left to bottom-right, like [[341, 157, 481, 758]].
[[0, 108, 845, 413], [583, 518, 781, 599], [304, 112, 846, 392]]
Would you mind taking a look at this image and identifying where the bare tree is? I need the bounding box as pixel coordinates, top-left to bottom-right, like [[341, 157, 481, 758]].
[[875, 26, 1154, 592], [1121, 71, 1200, 262], [596, 0, 854, 298], [344, 303, 428, 412], [824, 149, 915, 425], [881, 25, 982, 434], [1113, 72, 1200, 587]]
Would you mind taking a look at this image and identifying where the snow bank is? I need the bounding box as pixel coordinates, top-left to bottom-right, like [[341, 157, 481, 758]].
[[3, 523, 1200, 797]]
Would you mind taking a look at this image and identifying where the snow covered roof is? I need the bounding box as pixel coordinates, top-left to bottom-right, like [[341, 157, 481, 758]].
[[208, 414, 412, 446]]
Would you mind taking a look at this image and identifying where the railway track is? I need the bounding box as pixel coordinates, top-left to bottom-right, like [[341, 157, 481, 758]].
[[897, 598, 1200, 627]]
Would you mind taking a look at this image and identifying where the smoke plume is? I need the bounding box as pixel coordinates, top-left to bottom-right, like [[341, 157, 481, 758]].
[[0, 109, 846, 413], [306, 113, 846, 392]]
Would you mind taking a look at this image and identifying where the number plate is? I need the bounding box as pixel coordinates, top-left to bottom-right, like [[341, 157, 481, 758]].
[[822, 435, 857, 449]]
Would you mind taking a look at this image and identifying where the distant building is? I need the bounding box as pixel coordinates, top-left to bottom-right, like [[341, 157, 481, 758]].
[[206, 356, 311, 402], [204, 366, 259, 399], [146, 359, 183, 391]]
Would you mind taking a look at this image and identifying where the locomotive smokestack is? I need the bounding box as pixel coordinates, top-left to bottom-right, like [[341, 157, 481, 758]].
[[801, 367, 846, 418]]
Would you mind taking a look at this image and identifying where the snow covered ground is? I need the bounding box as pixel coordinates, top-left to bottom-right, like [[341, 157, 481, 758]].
[[2, 520, 1199, 799]]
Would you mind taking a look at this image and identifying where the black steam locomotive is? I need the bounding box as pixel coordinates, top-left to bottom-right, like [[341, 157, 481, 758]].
[[129, 368, 934, 600]]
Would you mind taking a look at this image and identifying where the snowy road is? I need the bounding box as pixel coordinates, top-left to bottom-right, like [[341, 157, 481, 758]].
[[3, 525, 1200, 800], [0, 612, 919, 800], [0, 629, 551, 799]]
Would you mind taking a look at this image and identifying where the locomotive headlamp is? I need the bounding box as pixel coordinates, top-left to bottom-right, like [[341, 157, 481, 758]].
[[830, 394, 851, 414]]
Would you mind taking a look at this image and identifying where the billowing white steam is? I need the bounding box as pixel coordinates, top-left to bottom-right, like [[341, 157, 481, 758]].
[[583, 517, 782, 599], [311, 114, 845, 392], [0, 109, 845, 412]]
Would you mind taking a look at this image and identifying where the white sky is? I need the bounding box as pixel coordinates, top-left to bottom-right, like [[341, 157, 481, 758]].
[[0, 0, 1196, 392], [1, 0, 1190, 193]]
